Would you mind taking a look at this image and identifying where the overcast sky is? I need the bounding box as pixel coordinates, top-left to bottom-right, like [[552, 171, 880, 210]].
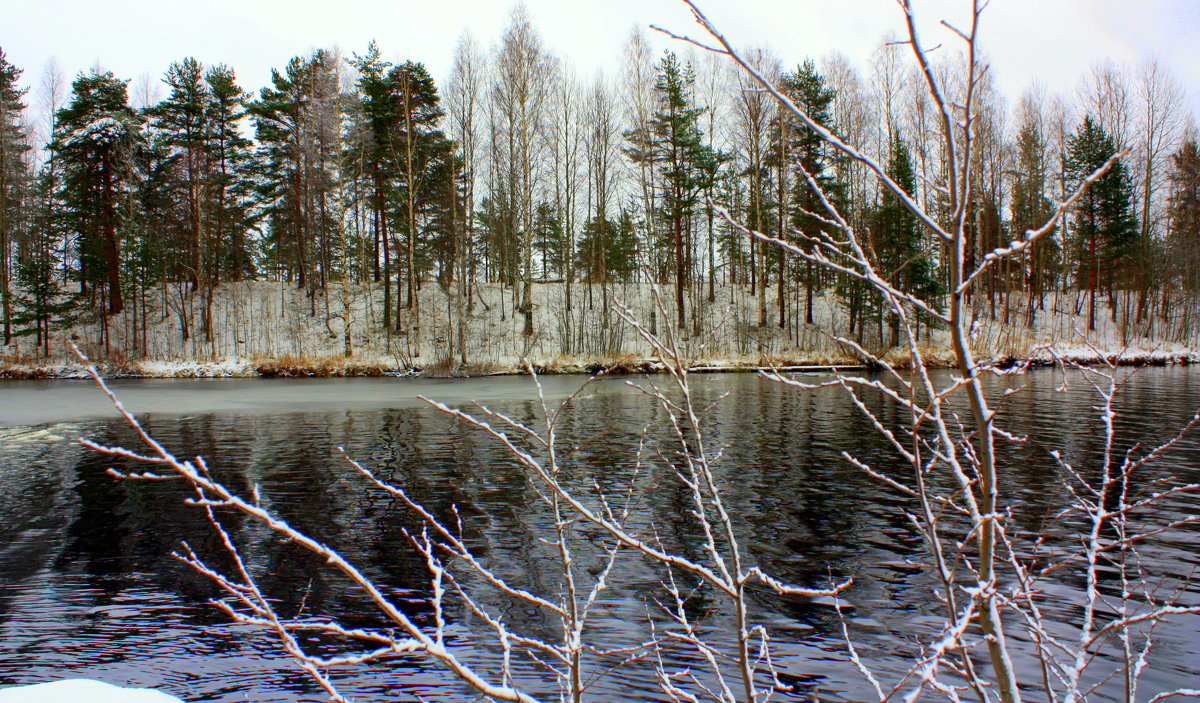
[[2, 0, 1197, 123]]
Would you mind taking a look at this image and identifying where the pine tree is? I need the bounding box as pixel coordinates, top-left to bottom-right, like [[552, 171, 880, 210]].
[[0, 49, 33, 344], [151, 58, 208, 290], [204, 64, 257, 282], [1064, 116, 1138, 330], [347, 47, 456, 339], [51, 69, 141, 316], [349, 42, 402, 331], [393, 60, 450, 316], [128, 120, 175, 344], [250, 50, 342, 294], [146, 59, 257, 294], [624, 51, 722, 329]]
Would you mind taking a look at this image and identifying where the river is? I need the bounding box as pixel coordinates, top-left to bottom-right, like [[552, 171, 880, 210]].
[[1, 369, 1198, 701]]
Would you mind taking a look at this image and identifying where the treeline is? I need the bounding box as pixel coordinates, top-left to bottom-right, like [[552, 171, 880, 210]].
[[1, 5, 1198, 361]]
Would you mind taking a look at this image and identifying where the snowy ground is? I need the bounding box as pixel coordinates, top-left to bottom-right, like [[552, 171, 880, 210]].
[[2, 281, 1196, 377], [0, 680, 183, 703]]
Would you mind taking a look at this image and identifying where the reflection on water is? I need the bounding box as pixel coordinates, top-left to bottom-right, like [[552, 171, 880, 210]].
[[1, 369, 1198, 701]]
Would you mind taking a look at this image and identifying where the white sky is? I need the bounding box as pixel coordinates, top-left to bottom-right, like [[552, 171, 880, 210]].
[[2, 0, 1198, 124]]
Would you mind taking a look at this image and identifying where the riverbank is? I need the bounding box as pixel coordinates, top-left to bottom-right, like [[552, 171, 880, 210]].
[[3, 281, 1198, 379], [2, 342, 1197, 379], [0, 352, 856, 379]]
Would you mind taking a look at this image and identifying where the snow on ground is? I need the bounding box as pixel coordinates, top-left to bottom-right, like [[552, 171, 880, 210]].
[[2, 281, 1197, 376], [0, 680, 184, 703], [132, 357, 255, 378]]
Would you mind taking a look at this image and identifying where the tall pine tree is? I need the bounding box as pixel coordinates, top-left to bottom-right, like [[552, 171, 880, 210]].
[[0, 49, 32, 344], [250, 50, 343, 295], [51, 69, 140, 316], [625, 51, 722, 329]]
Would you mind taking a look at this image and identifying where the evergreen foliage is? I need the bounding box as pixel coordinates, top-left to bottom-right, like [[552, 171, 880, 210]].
[[0, 49, 33, 343], [624, 51, 724, 327], [10, 182, 77, 352], [1168, 140, 1200, 291], [250, 50, 343, 290], [577, 210, 638, 283], [867, 134, 942, 339], [781, 60, 841, 325], [50, 69, 141, 316], [1065, 116, 1138, 329]]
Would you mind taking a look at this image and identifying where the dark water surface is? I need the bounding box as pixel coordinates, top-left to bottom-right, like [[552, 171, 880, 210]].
[[1, 369, 1198, 701]]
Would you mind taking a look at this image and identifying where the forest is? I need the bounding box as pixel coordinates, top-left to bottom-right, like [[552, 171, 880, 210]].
[[5, 5, 1200, 702], [0, 4, 1197, 371]]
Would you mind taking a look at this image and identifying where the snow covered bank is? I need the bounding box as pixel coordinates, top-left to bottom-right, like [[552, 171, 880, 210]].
[[0, 352, 863, 379], [0, 358, 256, 379], [2, 282, 1197, 378], [2, 345, 1196, 380], [1026, 343, 1200, 366], [0, 679, 184, 703]]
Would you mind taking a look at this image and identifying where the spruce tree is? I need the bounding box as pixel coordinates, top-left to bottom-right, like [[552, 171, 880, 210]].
[[423, 149, 467, 291], [12, 166, 78, 355], [532, 201, 564, 280], [870, 134, 941, 345], [577, 210, 637, 283], [1064, 116, 1137, 330], [781, 59, 839, 325]]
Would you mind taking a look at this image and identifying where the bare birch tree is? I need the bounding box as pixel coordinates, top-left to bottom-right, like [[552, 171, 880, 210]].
[[578, 71, 622, 351], [729, 48, 777, 328], [492, 3, 554, 341], [1080, 60, 1132, 152], [446, 31, 486, 364], [546, 63, 582, 350], [1132, 58, 1186, 322], [617, 27, 662, 335]]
